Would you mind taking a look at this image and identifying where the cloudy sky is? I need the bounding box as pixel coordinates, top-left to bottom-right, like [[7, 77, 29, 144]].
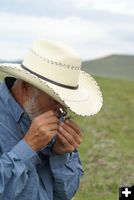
[[0, 0, 134, 60]]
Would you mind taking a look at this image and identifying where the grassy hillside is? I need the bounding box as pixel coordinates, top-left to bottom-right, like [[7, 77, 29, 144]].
[[74, 76, 134, 200], [0, 72, 133, 200], [82, 54, 134, 80]]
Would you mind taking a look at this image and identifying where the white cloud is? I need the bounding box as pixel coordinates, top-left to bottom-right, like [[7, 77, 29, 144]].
[[68, 0, 134, 16], [0, 8, 134, 61], [0, 12, 107, 60]]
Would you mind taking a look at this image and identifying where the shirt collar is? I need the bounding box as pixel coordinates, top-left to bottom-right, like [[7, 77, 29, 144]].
[[0, 77, 25, 122]]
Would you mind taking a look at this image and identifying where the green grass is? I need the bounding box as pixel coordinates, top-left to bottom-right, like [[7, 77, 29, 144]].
[[0, 73, 134, 200], [73, 76, 134, 200]]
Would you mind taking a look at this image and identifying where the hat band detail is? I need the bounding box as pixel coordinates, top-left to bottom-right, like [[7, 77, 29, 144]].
[[31, 50, 80, 70], [21, 64, 79, 90]]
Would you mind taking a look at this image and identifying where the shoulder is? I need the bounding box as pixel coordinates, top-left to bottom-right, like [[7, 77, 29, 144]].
[[0, 109, 21, 153]]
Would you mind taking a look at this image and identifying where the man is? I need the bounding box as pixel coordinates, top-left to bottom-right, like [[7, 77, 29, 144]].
[[0, 39, 103, 200]]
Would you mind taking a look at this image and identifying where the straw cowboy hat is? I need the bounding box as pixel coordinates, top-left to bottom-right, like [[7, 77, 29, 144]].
[[0, 39, 103, 116]]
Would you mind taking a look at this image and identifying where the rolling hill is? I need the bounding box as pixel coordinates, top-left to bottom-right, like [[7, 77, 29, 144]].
[[82, 54, 134, 80]]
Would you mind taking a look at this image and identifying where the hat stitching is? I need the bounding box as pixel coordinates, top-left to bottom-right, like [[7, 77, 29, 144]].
[[31, 50, 80, 70]]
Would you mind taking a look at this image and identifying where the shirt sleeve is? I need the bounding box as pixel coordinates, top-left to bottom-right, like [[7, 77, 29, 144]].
[[0, 139, 41, 199], [49, 150, 84, 200]]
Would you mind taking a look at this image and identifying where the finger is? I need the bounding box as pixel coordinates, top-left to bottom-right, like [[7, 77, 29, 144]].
[[60, 122, 76, 137], [36, 116, 59, 126], [60, 122, 82, 144], [45, 116, 59, 125], [65, 119, 82, 137], [58, 125, 78, 148], [47, 124, 58, 131], [50, 130, 58, 136], [57, 133, 76, 152], [37, 126, 58, 136], [57, 132, 69, 145], [34, 117, 59, 127], [36, 110, 57, 122], [40, 130, 57, 143]]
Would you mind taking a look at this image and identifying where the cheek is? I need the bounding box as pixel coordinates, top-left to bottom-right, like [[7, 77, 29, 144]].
[[47, 97, 57, 106], [38, 95, 57, 110]]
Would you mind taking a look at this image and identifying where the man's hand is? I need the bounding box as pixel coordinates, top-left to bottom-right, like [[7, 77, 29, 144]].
[[23, 110, 59, 151], [52, 119, 82, 155]]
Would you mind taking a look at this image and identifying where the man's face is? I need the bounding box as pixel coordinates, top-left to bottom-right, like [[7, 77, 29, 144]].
[[23, 86, 64, 120]]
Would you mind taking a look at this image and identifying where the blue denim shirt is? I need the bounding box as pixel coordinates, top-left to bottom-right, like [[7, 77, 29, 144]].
[[0, 77, 84, 200]]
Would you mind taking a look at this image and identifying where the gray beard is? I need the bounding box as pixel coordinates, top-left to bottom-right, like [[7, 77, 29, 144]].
[[23, 95, 42, 121]]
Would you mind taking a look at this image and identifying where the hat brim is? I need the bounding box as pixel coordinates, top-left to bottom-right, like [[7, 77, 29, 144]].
[[0, 63, 103, 116]]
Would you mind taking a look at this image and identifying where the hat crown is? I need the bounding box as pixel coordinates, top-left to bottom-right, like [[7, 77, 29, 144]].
[[23, 39, 81, 88]]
